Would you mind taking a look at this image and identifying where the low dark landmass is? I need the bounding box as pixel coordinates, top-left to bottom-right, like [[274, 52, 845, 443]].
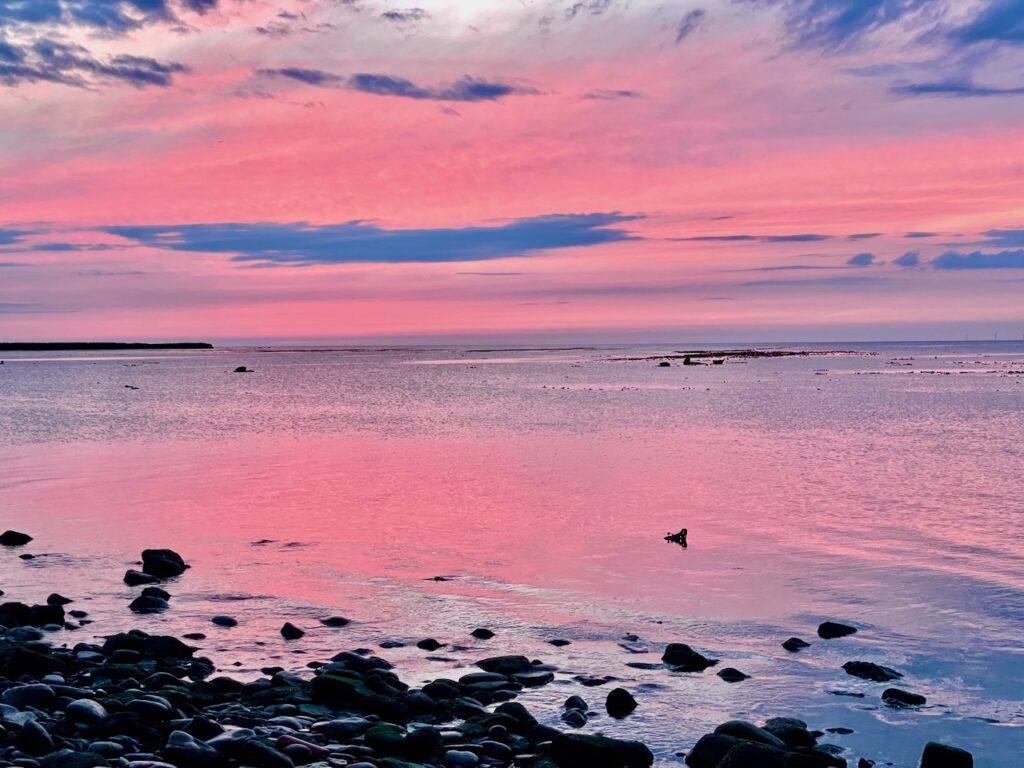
[[611, 349, 868, 362], [0, 342, 213, 351], [0, 536, 975, 768]]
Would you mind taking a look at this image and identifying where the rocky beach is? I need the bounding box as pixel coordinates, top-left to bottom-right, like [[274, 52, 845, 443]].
[[0, 532, 977, 768]]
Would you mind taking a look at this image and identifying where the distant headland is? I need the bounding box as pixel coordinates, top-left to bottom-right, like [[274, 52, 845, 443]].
[[0, 342, 213, 351]]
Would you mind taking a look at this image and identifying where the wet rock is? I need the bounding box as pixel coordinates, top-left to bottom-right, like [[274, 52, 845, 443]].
[[141, 586, 171, 600], [234, 366, 252, 373], [141, 548, 189, 579], [476, 655, 533, 674], [718, 741, 790, 768], [685, 733, 744, 768], [2, 683, 57, 710], [513, 670, 555, 687], [561, 709, 588, 728], [129, 594, 169, 614], [280, 622, 304, 640], [124, 569, 162, 586], [818, 621, 857, 639], [712, 721, 788, 751], [882, 688, 926, 706], [471, 627, 495, 639], [46, 593, 73, 605], [548, 638, 571, 647], [550, 733, 655, 768], [0, 530, 32, 546], [320, 616, 351, 627], [17, 719, 55, 755], [717, 667, 749, 682], [605, 687, 638, 717], [164, 730, 222, 766], [782, 637, 811, 652], [920, 742, 973, 768], [211, 615, 238, 627], [417, 638, 444, 651], [842, 661, 902, 682], [41, 750, 110, 768], [445, 749, 480, 767], [66, 699, 109, 725], [763, 718, 816, 749], [564, 694, 588, 710], [662, 643, 718, 671]]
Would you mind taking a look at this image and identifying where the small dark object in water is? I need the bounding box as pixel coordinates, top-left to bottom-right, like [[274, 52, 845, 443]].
[[233, 366, 252, 373], [683, 356, 698, 365], [818, 621, 857, 639], [782, 637, 811, 652], [658, 361, 671, 367], [712, 358, 725, 365], [0, 530, 33, 547], [281, 622, 304, 640], [664, 528, 688, 546], [883, 688, 926, 706], [920, 742, 973, 768]]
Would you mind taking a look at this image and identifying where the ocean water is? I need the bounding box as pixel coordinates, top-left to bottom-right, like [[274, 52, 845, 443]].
[[0, 342, 1022, 766]]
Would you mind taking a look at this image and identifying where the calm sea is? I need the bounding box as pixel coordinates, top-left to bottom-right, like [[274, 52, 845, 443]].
[[1, 342, 1022, 765]]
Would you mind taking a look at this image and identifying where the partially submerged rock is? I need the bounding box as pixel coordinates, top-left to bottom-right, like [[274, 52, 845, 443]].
[[141, 548, 189, 579], [920, 742, 973, 768], [662, 643, 718, 672], [818, 621, 857, 639], [0, 530, 33, 547], [843, 660, 902, 682]]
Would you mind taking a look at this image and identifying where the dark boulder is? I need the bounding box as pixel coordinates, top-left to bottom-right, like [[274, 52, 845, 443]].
[[549, 733, 654, 768], [16, 720, 56, 756], [818, 621, 857, 639], [662, 643, 718, 671], [416, 638, 444, 651], [920, 742, 973, 768], [712, 721, 788, 750], [280, 622, 304, 640], [477, 655, 533, 674], [717, 667, 749, 682], [471, 627, 495, 639], [718, 741, 790, 768], [141, 586, 171, 601], [782, 637, 811, 652], [320, 616, 351, 627], [763, 717, 816, 749], [882, 688, 926, 706], [125, 569, 162, 586], [842, 661, 902, 682], [129, 595, 169, 614], [0, 530, 32, 546], [685, 734, 743, 768], [605, 687, 638, 718], [141, 548, 189, 579], [212, 616, 238, 627], [46, 593, 73, 605]]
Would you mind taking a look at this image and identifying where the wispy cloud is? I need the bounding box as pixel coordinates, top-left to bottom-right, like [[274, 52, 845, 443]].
[[582, 89, 641, 100], [846, 252, 876, 266], [931, 249, 1024, 269], [257, 69, 535, 102], [893, 250, 920, 267], [0, 39, 187, 88], [102, 213, 644, 266], [891, 79, 1024, 97], [676, 233, 831, 243], [675, 9, 706, 44]]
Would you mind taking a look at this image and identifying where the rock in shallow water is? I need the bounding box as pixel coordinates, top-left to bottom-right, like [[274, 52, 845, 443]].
[[662, 642, 718, 671], [141, 548, 189, 579], [843, 660, 902, 682], [920, 742, 973, 768], [717, 667, 750, 682], [883, 687, 926, 706], [0, 530, 32, 546], [280, 622, 304, 640], [782, 637, 811, 652], [605, 687, 638, 717], [129, 594, 169, 614], [818, 621, 857, 639], [550, 733, 654, 768], [211, 615, 238, 627]]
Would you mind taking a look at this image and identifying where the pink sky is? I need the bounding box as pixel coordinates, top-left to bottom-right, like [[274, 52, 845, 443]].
[[2, 0, 1024, 342]]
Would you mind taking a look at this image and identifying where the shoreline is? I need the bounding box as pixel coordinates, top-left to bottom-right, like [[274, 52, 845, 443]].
[[0, 536, 976, 768], [0, 343, 213, 351]]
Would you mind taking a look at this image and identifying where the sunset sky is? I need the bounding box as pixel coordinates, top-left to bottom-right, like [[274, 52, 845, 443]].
[[2, 0, 1024, 342]]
